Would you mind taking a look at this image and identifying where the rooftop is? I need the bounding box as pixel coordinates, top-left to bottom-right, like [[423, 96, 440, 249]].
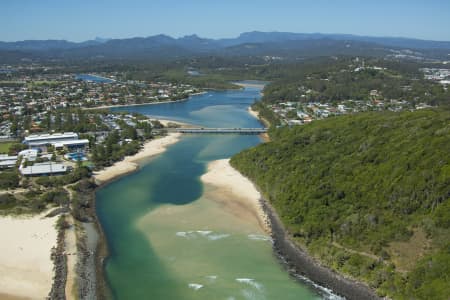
[[20, 162, 68, 176]]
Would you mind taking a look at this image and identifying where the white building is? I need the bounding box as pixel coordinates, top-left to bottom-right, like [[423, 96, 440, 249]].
[[0, 154, 18, 169], [22, 132, 89, 152], [18, 149, 38, 161], [19, 162, 69, 176], [23, 132, 79, 147]]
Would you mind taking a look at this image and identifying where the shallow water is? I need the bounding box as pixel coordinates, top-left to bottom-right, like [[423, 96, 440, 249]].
[[97, 87, 324, 299]]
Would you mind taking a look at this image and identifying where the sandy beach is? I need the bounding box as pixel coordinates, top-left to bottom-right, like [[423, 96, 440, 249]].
[[201, 159, 270, 232], [93, 133, 181, 185], [83, 92, 206, 110], [157, 119, 196, 128], [83, 98, 189, 110], [247, 106, 260, 119], [0, 212, 58, 299], [233, 81, 267, 89]]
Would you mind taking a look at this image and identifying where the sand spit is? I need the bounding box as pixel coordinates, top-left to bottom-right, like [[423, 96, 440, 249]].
[[0, 212, 58, 299], [93, 133, 181, 185], [201, 159, 271, 233]]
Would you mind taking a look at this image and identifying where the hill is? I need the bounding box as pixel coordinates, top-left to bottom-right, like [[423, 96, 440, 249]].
[[1, 31, 450, 63], [231, 109, 450, 299]]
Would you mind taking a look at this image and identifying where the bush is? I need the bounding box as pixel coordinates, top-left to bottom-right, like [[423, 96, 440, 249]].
[[0, 170, 20, 189]]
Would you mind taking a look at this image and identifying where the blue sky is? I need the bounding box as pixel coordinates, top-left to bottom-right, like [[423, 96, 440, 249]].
[[2, 0, 450, 42]]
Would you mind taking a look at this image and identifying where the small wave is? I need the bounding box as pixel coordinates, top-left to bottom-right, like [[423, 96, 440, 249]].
[[207, 233, 230, 241], [292, 273, 345, 300], [188, 283, 203, 290], [241, 289, 264, 300], [196, 230, 212, 236], [247, 234, 272, 242], [206, 275, 218, 281], [176, 231, 189, 238], [176, 230, 230, 241], [235, 278, 263, 291]]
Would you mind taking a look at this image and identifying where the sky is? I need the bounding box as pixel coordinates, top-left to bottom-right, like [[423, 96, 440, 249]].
[[1, 0, 450, 42]]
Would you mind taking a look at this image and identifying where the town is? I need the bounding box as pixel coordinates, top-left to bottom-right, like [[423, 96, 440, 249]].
[[256, 59, 448, 126], [0, 64, 200, 138]]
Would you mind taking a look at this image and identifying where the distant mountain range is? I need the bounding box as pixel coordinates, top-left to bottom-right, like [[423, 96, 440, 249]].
[[1, 31, 450, 62]]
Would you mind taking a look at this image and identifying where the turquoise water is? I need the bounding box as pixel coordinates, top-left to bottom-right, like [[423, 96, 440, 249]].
[[97, 87, 325, 299]]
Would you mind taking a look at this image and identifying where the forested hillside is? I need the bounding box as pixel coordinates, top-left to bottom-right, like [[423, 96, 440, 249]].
[[231, 109, 450, 299]]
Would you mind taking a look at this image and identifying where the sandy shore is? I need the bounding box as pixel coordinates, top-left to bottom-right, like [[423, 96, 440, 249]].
[[64, 216, 77, 300], [93, 133, 181, 185], [233, 81, 267, 89], [83, 92, 207, 111], [83, 98, 189, 110], [0, 212, 58, 299], [201, 159, 270, 232], [157, 119, 196, 128], [247, 106, 260, 119], [247, 107, 270, 141]]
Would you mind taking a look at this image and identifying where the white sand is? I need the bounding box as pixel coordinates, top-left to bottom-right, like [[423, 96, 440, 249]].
[[64, 216, 77, 300], [0, 213, 58, 299], [93, 133, 181, 185], [247, 106, 260, 119], [157, 119, 195, 128], [201, 159, 270, 232]]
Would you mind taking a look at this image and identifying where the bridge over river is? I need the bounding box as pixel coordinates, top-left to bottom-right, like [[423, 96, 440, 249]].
[[165, 127, 268, 134]]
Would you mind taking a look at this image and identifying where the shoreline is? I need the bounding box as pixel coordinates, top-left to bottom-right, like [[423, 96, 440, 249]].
[[200, 159, 271, 233], [92, 133, 182, 186], [0, 211, 58, 299], [264, 198, 381, 299], [83, 92, 207, 110], [233, 81, 267, 89], [247, 106, 270, 142], [87, 132, 182, 299], [201, 159, 378, 299]]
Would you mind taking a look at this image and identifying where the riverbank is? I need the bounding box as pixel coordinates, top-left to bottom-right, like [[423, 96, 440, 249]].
[[0, 212, 58, 299], [248, 106, 270, 141], [260, 193, 380, 300], [233, 81, 267, 89], [83, 92, 206, 110], [86, 132, 182, 298], [201, 159, 270, 233], [93, 133, 182, 185]]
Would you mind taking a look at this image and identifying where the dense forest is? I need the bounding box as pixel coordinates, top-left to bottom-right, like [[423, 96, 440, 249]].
[[231, 109, 450, 299]]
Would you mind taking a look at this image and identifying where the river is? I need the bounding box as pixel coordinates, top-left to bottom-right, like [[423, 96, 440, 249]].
[[96, 86, 329, 299]]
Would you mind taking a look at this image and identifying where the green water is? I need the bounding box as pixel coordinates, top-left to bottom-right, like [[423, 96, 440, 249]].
[[97, 87, 326, 299]]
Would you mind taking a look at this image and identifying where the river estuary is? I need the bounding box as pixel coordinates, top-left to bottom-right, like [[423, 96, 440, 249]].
[[96, 85, 330, 299]]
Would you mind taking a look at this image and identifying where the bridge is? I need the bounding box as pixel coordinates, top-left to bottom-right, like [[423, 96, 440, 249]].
[[167, 127, 268, 134]]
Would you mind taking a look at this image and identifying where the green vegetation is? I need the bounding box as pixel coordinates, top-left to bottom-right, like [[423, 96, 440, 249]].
[[0, 142, 14, 153], [251, 101, 280, 126], [0, 170, 20, 189], [231, 109, 450, 299], [0, 188, 70, 214], [35, 165, 91, 187], [91, 129, 142, 168], [257, 58, 450, 106]]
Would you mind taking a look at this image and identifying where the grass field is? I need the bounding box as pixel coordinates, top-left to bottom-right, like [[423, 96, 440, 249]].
[[0, 142, 14, 154]]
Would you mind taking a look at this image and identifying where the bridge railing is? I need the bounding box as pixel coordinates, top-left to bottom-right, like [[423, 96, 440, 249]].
[[165, 127, 268, 134]]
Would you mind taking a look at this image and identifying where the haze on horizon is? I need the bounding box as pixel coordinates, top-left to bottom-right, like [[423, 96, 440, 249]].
[[2, 0, 450, 42]]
